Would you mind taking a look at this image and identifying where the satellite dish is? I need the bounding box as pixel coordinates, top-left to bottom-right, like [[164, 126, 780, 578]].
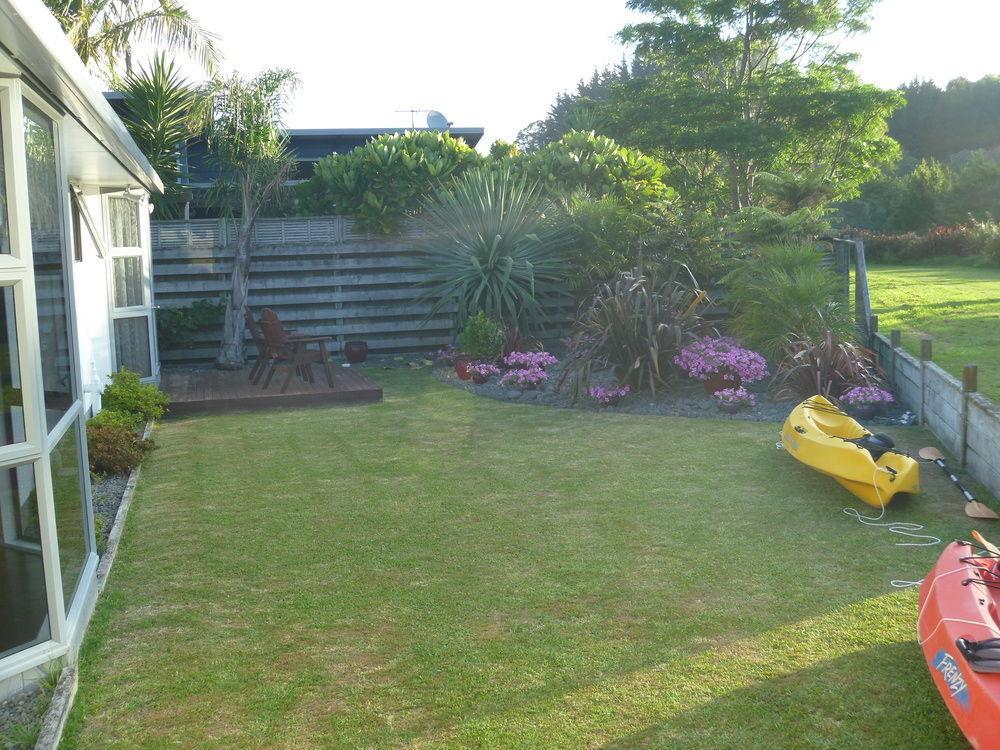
[[426, 110, 452, 130]]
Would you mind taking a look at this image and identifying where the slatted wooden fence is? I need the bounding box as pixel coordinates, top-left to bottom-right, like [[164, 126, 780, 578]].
[[151, 216, 568, 364]]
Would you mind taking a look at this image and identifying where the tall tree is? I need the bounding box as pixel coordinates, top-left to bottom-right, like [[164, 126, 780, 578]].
[[44, 0, 221, 77], [611, 0, 902, 212], [117, 54, 206, 218], [204, 69, 299, 369]]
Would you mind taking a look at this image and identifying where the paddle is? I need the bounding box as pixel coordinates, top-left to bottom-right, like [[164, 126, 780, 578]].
[[919, 447, 1000, 520], [972, 530, 1000, 555]]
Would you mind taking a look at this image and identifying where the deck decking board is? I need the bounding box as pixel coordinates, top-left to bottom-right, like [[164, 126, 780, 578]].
[[161, 366, 382, 416]]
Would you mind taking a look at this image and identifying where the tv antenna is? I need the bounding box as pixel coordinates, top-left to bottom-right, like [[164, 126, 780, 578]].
[[395, 109, 430, 128], [394, 109, 454, 129]]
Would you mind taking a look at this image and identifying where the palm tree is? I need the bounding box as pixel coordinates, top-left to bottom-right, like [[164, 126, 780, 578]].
[[44, 0, 221, 77], [204, 69, 299, 368], [117, 53, 207, 218]]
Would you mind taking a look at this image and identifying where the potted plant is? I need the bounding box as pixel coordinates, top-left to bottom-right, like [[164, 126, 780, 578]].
[[467, 362, 501, 384], [588, 384, 631, 406], [344, 340, 369, 364], [674, 336, 769, 395], [455, 312, 504, 381], [840, 385, 894, 419], [454, 356, 474, 380], [713, 386, 757, 413]]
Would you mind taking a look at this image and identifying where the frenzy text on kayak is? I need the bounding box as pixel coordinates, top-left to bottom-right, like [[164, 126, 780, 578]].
[[934, 649, 971, 710]]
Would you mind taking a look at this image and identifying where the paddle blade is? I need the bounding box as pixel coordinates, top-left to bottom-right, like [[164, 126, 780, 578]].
[[966, 502, 1000, 521], [919, 446, 945, 461], [972, 530, 1000, 553]]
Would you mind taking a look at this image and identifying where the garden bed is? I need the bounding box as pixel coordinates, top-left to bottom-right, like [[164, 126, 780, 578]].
[[0, 684, 44, 747], [433, 361, 915, 426]]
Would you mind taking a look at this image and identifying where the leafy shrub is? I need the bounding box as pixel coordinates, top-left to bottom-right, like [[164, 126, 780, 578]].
[[416, 167, 570, 330], [87, 408, 142, 431], [524, 130, 674, 207], [488, 140, 520, 160], [859, 222, 988, 263], [971, 219, 1000, 265], [303, 131, 480, 234], [773, 331, 881, 400], [563, 262, 711, 396], [86, 423, 155, 475], [101, 369, 170, 425], [156, 298, 225, 351], [723, 243, 855, 358], [457, 311, 504, 360], [726, 206, 831, 244]]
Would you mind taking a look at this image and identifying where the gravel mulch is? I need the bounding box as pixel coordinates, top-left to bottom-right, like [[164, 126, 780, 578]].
[[0, 684, 43, 745], [91, 472, 129, 555], [432, 362, 917, 427]]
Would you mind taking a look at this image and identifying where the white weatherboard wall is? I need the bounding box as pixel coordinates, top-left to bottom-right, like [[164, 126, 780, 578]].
[[873, 332, 1000, 498]]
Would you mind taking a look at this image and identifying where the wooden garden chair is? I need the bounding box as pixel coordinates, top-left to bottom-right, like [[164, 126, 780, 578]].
[[244, 309, 272, 384], [258, 308, 335, 393]]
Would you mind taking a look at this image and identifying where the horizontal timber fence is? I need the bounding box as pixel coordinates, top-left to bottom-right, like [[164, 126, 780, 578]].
[[151, 216, 572, 364]]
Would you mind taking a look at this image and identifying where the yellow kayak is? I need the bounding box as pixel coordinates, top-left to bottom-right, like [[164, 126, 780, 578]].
[[781, 395, 919, 507]]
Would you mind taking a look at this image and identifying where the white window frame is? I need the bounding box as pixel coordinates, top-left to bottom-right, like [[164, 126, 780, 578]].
[[104, 191, 159, 381], [0, 79, 97, 682]]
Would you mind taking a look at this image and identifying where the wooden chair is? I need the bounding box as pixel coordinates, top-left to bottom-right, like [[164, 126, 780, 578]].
[[258, 308, 335, 393], [244, 309, 271, 384]]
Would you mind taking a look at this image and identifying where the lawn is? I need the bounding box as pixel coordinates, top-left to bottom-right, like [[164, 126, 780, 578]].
[[62, 370, 986, 749], [868, 262, 1000, 402]]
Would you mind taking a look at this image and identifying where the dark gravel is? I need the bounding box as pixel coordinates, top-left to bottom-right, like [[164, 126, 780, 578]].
[[432, 362, 917, 426], [0, 684, 42, 744], [91, 472, 129, 554]]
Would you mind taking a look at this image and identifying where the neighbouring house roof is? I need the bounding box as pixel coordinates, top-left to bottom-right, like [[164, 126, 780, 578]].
[[0, 0, 163, 193]]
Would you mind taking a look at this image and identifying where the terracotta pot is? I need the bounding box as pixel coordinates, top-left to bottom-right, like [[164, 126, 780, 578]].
[[454, 357, 474, 380], [344, 340, 368, 364], [472, 373, 488, 385], [703, 369, 741, 395]]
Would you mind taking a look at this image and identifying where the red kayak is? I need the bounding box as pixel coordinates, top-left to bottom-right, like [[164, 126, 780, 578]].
[[918, 537, 1000, 749]]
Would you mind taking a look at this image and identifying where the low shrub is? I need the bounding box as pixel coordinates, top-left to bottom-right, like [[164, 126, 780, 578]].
[[840, 385, 895, 407], [673, 337, 769, 385], [87, 408, 142, 431], [773, 331, 881, 401], [101, 369, 170, 425], [457, 312, 504, 361], [858, 222, 996, 264], [156, 298, 225, 351], [86, 423, 155, 476], [588, 384, 631, 406], [714, 386, 756, 410], [563, 262, 711, 396], [723, 243, 855, 358]]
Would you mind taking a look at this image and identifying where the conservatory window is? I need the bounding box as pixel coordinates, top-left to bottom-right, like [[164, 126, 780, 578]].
[[23, 101, 76, 432]]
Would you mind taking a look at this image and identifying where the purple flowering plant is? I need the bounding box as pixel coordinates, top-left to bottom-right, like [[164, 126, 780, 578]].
[[673, 337, 769, 384], [499, 366, 549, 388], [713, 386, 757, 409], [467, 362, 501, 379], [589, 384, 631, 406], [841, 386, 894, 406], [503, 351, 559, 369], [432, 345, 460, 365]]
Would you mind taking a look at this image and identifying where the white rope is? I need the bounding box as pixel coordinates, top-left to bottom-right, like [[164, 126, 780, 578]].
[[842, 465, 942, 548]]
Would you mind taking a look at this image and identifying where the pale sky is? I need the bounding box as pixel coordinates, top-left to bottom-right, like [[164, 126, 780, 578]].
[[163, 0, 1000, 148]]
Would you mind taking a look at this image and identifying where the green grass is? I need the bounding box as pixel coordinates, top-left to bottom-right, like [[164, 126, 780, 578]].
[[868, 262, 1000, 402], [62, 370, 990, 749]]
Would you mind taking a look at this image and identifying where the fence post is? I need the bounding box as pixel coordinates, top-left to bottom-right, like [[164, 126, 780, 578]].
[[888, 330, 901, 390], [919, 336, 933, 426], [960, 365, 978, 467], [853, 237, 873, 337]]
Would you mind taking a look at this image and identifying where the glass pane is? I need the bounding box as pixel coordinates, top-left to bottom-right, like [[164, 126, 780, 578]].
[[24, 101, 76, 431], [114, 316, 152, 377], [51, 422, 89, 610], [108, 197, 140, 248], [0, 464, 51, 659], [113, 256, 144, 308], [0, 125, 10, 254], [0, 287, 25, 446]]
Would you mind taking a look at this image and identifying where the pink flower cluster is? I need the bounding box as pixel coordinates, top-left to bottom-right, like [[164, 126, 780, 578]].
[[713, 387, 757, 409], [674, 337, 769, 384], [499, 366, 549, 388], [503, 351, 559, 368], [433, 345, 459, 365], [589, 385, 631, 406], [841, 386, 894, 405], [468, 362, 501, 379], [499, 351, 559, 389]]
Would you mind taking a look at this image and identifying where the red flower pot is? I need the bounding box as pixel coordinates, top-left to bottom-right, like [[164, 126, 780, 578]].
[[454, 357, 474, 380], [344, 340, 368, 364], [703, 369, 741, 395]]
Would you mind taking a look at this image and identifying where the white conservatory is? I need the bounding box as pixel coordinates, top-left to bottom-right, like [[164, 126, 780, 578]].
[[0, 0, 162, 697]]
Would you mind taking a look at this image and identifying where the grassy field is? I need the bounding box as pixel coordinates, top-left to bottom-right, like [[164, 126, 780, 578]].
[[868, 262, 1000, 402], [62, 370, 987, 749]]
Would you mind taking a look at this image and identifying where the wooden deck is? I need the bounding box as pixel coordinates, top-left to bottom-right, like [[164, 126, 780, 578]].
[[161, 366, 382, 416]]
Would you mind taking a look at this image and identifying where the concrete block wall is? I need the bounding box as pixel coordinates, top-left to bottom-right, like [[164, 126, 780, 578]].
[[873, 331, 1000, 498]]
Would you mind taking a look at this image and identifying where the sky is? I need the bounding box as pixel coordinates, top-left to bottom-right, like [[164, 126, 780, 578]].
[[165, 0, 1000, 149]]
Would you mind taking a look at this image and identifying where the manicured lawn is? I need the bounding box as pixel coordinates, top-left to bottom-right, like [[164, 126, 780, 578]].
[[868, 262, 1000, 402], [63, 370, 987, 749]]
